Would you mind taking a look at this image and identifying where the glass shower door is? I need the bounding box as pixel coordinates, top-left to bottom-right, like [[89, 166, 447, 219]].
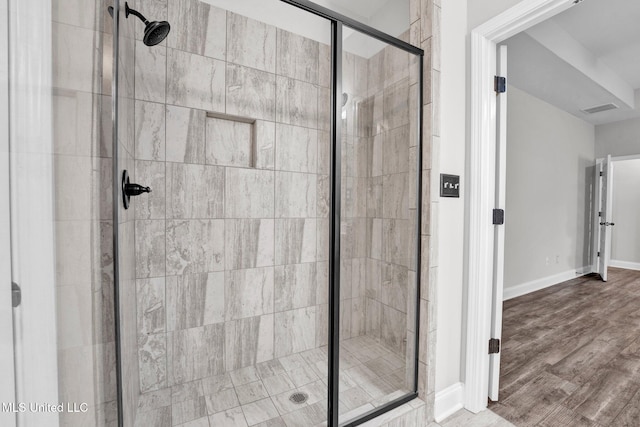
[[337, 26, 422, 425]]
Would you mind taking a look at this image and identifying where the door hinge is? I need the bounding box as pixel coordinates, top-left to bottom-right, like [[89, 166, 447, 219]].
[[597, 251, 600, 257], [598, 211, 602, 217], [11, 282, 21, 308], [493, 209, 505, 225], [489, 338, 500, 354], [494, 76, 506, 93], [600, 171, 603, 176]]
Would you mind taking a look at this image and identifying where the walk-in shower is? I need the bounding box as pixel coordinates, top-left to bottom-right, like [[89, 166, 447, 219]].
[[2, 0, 427, 425]]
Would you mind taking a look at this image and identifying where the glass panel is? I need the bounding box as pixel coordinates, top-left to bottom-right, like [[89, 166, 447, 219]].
[[7, 0, 117, 425], [338, 26, 420, 424], [119, 1, 331, 425]]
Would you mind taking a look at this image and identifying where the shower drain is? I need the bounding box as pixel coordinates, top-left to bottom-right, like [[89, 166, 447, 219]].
[[289, 392, 309, 404]]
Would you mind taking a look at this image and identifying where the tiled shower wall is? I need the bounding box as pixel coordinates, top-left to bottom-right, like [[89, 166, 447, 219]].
[[51, 0, 118, 425], [361, 36, 416, 360], [132, 0, 332, 394]]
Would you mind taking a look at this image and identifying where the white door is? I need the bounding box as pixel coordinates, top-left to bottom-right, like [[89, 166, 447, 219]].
[[489, 44, 508, 401], [0, 0, 16, 424], [598, 155, 614, 281]]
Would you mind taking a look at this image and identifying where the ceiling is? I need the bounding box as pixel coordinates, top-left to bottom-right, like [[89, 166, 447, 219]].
[[503, 0, 640, 125]]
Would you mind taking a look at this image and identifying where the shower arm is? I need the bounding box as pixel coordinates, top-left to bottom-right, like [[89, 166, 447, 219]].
[[125, 3, 150, 25]]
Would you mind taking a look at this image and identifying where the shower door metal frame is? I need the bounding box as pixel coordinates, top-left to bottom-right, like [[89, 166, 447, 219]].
[[280, 1, 425, 425]]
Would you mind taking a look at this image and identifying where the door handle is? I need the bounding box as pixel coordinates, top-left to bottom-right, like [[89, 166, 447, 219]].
[[599, 222, 615, 226]]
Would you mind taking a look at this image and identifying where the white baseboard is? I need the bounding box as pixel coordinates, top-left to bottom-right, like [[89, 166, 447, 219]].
[[434, 382, 464, 422], [610, 260, 640, 271], [503, 267, 591, 301]]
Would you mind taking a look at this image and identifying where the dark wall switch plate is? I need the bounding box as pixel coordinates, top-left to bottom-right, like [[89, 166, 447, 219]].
[[440, 174, 460, 198]]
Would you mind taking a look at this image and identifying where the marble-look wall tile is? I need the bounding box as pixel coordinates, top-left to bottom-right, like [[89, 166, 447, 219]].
[[169, 323, 225, 384], [274, 307, 316, 358], [255, 121, 276, 170], [383, 78, 410, 131], [343, 177, 367, 219], [384, 44, 410, 86], [53, 0, 101, 30], [383, 174, 409, 219], [340, 219, 367, 259], [166, 163, 224, 219], [167, 0, 226, 60], [137, 277, 166, 335], [383, 219, 410, 267], [166, 273, 224, 331], [276, 29, 319, 84], [276, 76, 318, 129], [205, 117, 252, 167], [318, 44, 331, 88], [351, 298, 366, 338], [56, 284, 92, 350], [367, 176, 383, 219], [225, 267, 274, 320], [167, 49, 225, 112], [340, 301, 352, 340], [135, 220, 166, 279], [55, 155, 92, 221], [317, 219, 330, 263], [138, 333, 167, 392], [165, 105, 206, 164], [52, 90, 97, 157], [317, 131, 330, 175], [366, 298, 381, 339], [226, 64, 276, 121], [227, 13, 276, 73], [381, 305, 406, 353], [135, 160, 165, 220], [275, 219, 316, 265], [225, 314, 274, 371], [225, 168, 274, 218], [225, 219, 274, 270], [274, 263, 317, 311], [275, 124, 317, 173], [275, 172, 316, 218], [368, 218, 383, 261], [381, 263, 409, 313], [318, 87, 331, 133], [135, 41, 166, 104], [315, 304, 328, 348], [384, 125, 410, 175], [135, 100, 166, 161], [53, 23, 100, 93], [352, 258, 366, 299], [317, 175, 330, 219], [354, 55, 368, 97], [370, 134, 384, 177], [166, 220, 224, 275]]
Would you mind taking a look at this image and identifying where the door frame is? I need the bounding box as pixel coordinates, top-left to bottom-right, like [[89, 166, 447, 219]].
[[592, 153, 640, 274], [465, 0, 577, 413]]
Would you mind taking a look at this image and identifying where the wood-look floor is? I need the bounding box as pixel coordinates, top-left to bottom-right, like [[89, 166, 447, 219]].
[[488, 267, 640, 427]]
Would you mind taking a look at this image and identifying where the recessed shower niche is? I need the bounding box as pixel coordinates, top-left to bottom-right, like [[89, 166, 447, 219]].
[[111, 0, 424, 426]]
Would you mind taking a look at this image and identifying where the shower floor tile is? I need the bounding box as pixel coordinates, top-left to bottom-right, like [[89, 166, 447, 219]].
[[135, 336, 413, 427]]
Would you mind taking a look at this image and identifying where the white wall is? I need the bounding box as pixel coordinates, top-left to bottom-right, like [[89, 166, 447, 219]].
[[595, 117, 640, 158], [611, 159, 640, 266], [504, 86, 595, 289], [436, 0, 467, 393]]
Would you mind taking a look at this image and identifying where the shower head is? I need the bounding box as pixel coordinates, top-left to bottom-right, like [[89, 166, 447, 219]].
[[124, 2, 171, 46]]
